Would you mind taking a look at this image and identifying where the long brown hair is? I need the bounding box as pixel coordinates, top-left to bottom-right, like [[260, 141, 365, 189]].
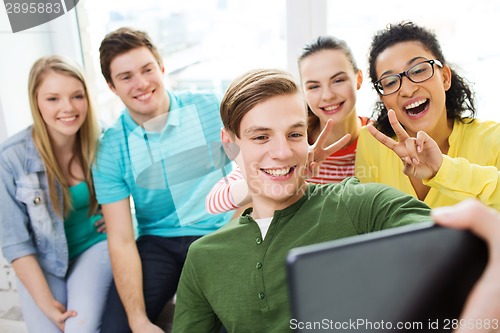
[[298, 36, 360, 135], [28, 55, 100, 217]]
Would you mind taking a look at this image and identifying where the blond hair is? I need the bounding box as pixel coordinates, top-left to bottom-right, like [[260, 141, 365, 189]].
[[28, 55, 100, 217]]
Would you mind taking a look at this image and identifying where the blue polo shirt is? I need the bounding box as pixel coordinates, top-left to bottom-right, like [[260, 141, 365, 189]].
[[93, 90, 233, 237]]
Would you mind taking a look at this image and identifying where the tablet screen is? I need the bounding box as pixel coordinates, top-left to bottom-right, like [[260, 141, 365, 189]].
[[287, 223, 488, 333]]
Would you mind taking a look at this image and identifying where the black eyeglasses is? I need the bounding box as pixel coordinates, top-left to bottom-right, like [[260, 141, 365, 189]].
[[374, 59, 443, 96]]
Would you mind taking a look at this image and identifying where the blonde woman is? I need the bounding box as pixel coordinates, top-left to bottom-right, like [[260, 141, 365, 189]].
[[0, 56, 112, 332]]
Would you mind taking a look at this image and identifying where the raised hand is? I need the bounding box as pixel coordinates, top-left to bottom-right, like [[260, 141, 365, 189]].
[[433, 199, 500, 332], [367, 110, 443, 180], [307, 119, 351, 177]]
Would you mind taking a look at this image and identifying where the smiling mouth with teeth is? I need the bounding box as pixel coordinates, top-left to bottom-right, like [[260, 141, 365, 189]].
[[261, 166, 295, 177], [404, 99, 429, 116], [321, 102, 342, 112], [59, 116, 77, 122], [136, 90, 154, 101]]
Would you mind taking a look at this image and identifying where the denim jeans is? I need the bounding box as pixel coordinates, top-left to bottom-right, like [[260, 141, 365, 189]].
[[17, 240, 112, 333], [100, 235, 200, 333]]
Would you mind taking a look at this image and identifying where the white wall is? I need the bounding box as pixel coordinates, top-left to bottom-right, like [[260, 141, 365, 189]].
[[286, 0, 326, 79], [0, 95, 7, 143]]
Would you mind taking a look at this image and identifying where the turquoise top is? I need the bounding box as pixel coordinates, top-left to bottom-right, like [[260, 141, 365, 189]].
[[92, 90, 232, 237], [65, 182, 106, 260]]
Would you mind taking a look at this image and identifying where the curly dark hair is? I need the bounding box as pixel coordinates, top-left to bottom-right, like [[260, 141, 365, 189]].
[[368, 21, 476, 136]]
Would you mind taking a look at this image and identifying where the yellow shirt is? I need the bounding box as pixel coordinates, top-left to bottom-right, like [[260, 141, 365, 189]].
[[355, 119, 500, 210]]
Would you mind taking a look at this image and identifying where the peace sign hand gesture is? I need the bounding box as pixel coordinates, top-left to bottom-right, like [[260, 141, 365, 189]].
[[367, 110, 443, 180], [307, 119, 351, 177]]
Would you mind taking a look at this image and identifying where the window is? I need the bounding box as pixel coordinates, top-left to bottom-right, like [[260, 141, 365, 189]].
[[77, 0, 286, 125], [326, 0, 500, 122]]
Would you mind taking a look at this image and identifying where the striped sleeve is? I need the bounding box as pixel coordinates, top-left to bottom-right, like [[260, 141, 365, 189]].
[[307, 153, 356, 184], [205, 167, 244, 214]]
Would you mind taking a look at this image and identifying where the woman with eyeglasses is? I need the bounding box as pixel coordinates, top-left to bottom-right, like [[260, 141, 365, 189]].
[[355, 21, 500, 210]]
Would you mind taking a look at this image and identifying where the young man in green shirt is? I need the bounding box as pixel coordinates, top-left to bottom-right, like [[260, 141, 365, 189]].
[[171, 69, 431, 333]]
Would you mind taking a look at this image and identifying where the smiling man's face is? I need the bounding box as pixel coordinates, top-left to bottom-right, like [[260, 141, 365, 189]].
[[228, 92, 309, 217], [108, 46, 168, 125]]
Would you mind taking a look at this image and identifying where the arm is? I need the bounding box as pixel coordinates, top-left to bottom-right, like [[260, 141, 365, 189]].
[[205, 167, 250, 214], [102, 199, 162, 333], [12, 256, 76, 331], [423, 155, 500, 211], [91, 129, 161, 331], [369, 111, 500, 209], [341, 178, 431, 233], [0, 150, 75, 330], [433, 199, 500, 332]]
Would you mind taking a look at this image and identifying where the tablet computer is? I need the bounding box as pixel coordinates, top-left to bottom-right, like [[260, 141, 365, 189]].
[[286, 222, 488, 333]]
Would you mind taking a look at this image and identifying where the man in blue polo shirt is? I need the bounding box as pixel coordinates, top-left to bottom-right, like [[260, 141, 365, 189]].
[[92, 27, 233, 332]]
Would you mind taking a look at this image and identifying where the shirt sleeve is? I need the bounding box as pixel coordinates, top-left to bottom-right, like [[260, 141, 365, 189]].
[[354, 126, 380, 183], [424, 154, 500, 210], [92, 129, 130, 204], [340, 178, 431, 234], [205, 167, 243, 214], [0, 156, 36, 262], [172, 247, 222, 333]]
